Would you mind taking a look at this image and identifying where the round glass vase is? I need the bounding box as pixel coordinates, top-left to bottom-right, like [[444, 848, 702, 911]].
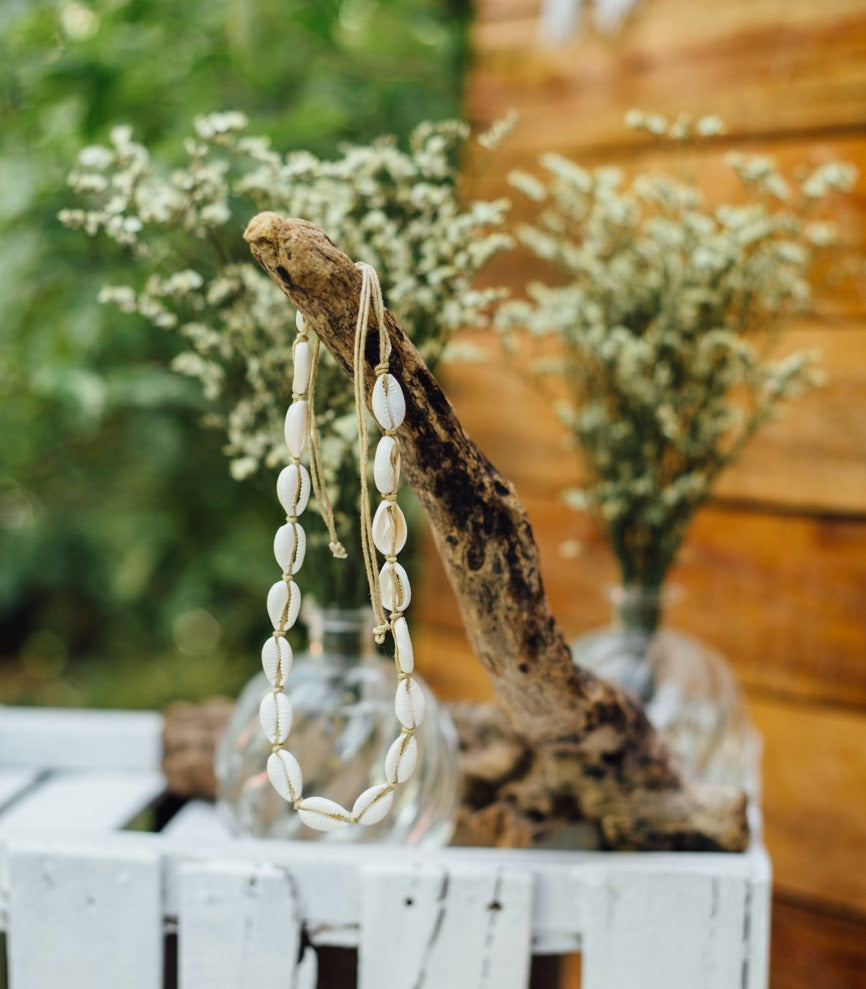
[[215, 606, 460, 845], [571, 585, 759, 792]]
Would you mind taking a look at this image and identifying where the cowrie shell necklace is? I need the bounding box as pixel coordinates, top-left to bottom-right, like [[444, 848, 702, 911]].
[[258, 263, 422, 831]]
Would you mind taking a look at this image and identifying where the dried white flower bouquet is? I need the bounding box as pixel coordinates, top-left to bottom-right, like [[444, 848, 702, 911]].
[[497, 111, 856, 598], [61, 113, 512, 604]]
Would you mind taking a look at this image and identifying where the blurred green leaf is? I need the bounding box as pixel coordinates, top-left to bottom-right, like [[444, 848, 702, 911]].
[[0, 0, 470, 706]]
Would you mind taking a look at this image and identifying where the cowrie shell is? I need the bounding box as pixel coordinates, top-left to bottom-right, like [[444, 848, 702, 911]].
[[374, 435, 400, 494], [372, 374, 405, 431], [379, 562, 411, 612], [372, 501, 407, 556], [394, 677, 426, 729], [274, 522, 306, 573], [392, 616, 414, 674], [297, 796, 352, 831], [385, 733, 418, 784], [261, 636, 293, 687], [277, 463, 310, 516], [284, 400, 308, 458], [292, 340, 311, 395], [352, 784, 394, 825], [267, 749, 303, 804], [295, 311, 305, 332], [259, 691, 292, 744], [267, 579, 301, 631]]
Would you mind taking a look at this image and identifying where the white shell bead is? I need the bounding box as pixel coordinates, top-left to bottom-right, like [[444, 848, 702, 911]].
[[259, 691, 292, 744], [379, 562, 411, 612], [392, 616, 414, 674], [385, 732, 418, 784], [295, 311, 305, 332], [372, 374, 406, 431], [374, 435, 400, 494], [261, 636, 293, 687], [267, 749, 303, 804], [267, 579, 301, 631], [277, 463, 310, 516], [394, 677, 426, 730], [297, 796, 352, 831], [372, 501, 408, 556], [292, 340, 312, 396], [274, 522, 306, 573], [352, 784, 394, 825], [284, 400, 308, 458]]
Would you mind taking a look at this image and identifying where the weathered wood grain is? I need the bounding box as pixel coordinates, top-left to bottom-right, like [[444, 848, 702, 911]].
[[751, 695, 866, 915], [178, 861, 314, 989], [414, 498, 866, 709], [670, 510, 866, 707], [359, 864, 533, 989], [244, 212, 749, 852], [770, 895, 866, 989], [580, 861, 769, 989], [6, 840, 163, 989], [467, 0, 866, 154]]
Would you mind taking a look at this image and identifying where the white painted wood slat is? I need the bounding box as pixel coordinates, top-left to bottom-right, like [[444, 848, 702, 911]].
[[0, 703, 773, 989], [0, 770, 40, 814], [178, 860, 311, 989], [161, 799, 232, 839], [742, 865, 772, 989], [6, 838, 162, 989], [0, 769, 165, 835], [579, 859, 768, 989], [0, 707, 163, 772], [358, 863, 533, 989]]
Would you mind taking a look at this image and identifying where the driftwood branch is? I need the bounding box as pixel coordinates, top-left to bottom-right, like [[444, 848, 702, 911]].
[[243, 212, 749, 852]]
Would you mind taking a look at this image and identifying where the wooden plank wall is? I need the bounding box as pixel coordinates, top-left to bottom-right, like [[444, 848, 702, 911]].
[[411, 1, 866, 985]]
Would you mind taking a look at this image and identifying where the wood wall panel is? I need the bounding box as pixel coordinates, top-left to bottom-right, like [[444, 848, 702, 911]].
[[440, 320, 866, 515], [415, 498, 866, 707], [770, 897, 866, 989], [439, 1, 866, 984], [466, 134, 866, 318], [468, 0, 866, 153], [751, 695, 866, 914]]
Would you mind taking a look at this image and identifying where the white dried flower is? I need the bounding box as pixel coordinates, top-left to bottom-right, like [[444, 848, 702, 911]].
[[498, 114, 854, 587], [477, 111, 518, 150], [695, 115, 726, 137], [61, 114, 512, 507], [79, 145, 114, 170]]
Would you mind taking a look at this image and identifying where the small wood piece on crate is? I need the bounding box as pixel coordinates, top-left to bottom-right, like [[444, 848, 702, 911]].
[[162, 698, 578, 846], [161, 698, 234, 799]]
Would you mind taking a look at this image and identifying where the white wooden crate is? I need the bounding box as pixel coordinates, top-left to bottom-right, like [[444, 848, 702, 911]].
[[0, 706, 771, 988]]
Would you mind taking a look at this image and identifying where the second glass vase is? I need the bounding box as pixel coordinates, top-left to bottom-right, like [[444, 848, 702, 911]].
[[571, 585, 759, 792]]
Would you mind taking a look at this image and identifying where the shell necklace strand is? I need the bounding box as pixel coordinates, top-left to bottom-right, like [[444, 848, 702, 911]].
[[258, 262, 422, 831]]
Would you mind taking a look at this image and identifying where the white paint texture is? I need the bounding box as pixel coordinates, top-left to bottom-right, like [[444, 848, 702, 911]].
[[0, 705, 772, 989]]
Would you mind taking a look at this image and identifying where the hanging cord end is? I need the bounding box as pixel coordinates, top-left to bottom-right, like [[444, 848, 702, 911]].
[[329, 540, 348, 559], [372, 622, 390, 645]]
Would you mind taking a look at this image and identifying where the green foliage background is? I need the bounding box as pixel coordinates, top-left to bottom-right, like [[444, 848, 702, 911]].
[[0, 0, 470, 708]]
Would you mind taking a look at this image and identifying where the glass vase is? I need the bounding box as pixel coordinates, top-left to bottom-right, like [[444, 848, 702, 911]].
[[215, 605, 460, 845], [571, 585, 759, 792]]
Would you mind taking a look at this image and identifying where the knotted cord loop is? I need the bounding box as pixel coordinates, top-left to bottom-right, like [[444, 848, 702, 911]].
[[306, 335, 347, 560], [353, 261, 391, 641]]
